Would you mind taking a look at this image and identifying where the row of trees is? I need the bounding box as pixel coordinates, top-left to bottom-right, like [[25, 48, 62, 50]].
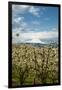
[[12, 45, 58, 86]]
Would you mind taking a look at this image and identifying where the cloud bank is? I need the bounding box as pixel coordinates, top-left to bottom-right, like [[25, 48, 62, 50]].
[[12, 31, 58, 43]]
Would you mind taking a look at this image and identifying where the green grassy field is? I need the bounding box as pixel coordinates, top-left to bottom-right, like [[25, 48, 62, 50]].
[[12, 44, 59, 87]]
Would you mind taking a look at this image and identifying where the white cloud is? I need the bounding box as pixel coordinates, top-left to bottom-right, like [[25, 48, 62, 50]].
[[12, 15, 29, 31], [52, 28, 57, 31], [12, 5, 30, 13], [13, 17, 24, 23], [12, 5, 40, 17], [21, 31, 58, 39], [12, 31, 58, 43], [13, 27, 24, 32], [29, 6, 40, 17], [12, 5, 42, 33], [12, 5, 41, 32], [19, 5, 30, 9]]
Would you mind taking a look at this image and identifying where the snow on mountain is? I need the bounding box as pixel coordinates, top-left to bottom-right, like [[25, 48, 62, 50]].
[[26, 39, 45, 44]]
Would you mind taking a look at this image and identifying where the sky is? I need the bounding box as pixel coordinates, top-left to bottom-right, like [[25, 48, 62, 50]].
[[12, 4, 59, 44]]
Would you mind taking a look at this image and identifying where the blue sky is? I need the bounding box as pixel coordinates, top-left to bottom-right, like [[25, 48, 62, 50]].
[[12, 5, 58, 44]]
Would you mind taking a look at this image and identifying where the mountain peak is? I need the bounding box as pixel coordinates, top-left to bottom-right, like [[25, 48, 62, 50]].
[[26, 39, 45, 44]]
